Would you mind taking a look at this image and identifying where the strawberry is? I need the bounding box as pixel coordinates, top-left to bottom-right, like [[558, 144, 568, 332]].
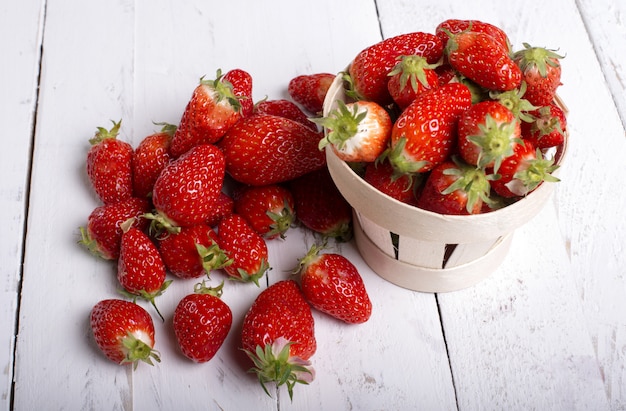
[[79, 197, 150, 260], [241, 280, 316, 399], [295, 243, 372, 324], [150, 144, 225, 230], [223, 68, 254, 117], [445, 31, 522, 91], [514, 43, 564, 107], [90, 299, 160, 368], [387, 83, 472, 175], [158, 223, 231, 279], [217, 214, 270, 285], [489, 140, 560, 198], [205, 191, 235, 227], [347, 32, 444, 106], [363, 158, 419, 205], [253, 99, 317, 131], [117, 218, 171, 320], [173, 281, 232, 363], [416, 158, 493, 215], [457, 100, 522, 173], [132, 123, 175, 198], [287, 167, 353, 241], [287, 73, 335, 115], [436, 19, 511, 53], [86, 120, 133, 204], [218, 114, 326, 186], [387, 55, 440, 110], [521, 103, 567, 149], [234, 184, 296, 239], [315, 100, 391, 163], [170, 70, 244, 158]]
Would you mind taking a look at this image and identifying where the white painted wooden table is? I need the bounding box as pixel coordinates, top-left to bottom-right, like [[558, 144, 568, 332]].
[[2, 0, 625, 409]]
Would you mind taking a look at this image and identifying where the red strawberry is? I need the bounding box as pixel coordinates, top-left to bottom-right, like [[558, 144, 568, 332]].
[[457, 100, 522, 173], [79, 197, 150, 260], [234, 184, 296, 239], [173, 281, 232, 363], [387, 83, 472, 175], [132, 123, 175, 198], [416, 158, 492, 215], [287, 167, 353, 241], [489, 140, 560, 198], [521, 103, 567, 149], [218, 114, 326, 186], [387, 55, 440, 110], [90, 299, 160, 368], [287, 73, 335, 115], [347, 32, 444, 106], [436, 19, 511, 52], [117, 219, 171, 321], [86, 120, 133, 204], [514, 43, 564, 107], [170, 70, 244, 157], [150, 144, 225, 230], [223, 68, 254, 117], [241, 280, 316, 399], [205, 191, 235, 227], [158, 224, 231, 279], [253, 99, 317, 131], [363, 159, 419, 205], [445, 31, 522, 91], [315, 100, 391, 163], [295, 243, 372, 324], [217, 214, 270, 285]]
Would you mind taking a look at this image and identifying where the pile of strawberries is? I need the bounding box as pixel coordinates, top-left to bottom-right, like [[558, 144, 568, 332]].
[[319, 19, 566, 215], [80, 18, 567, 400], [81, 63, 372, 398]]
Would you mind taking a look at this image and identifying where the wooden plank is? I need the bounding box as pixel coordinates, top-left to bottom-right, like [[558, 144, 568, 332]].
[[376, 0, 614, 408], [0, 1, 44, 409]]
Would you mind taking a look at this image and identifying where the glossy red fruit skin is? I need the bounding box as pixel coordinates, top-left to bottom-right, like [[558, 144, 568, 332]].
[[300, 253, 372, 324], [117, 226, 166, 294], [132, 128, 174, 198], [287, 73, 335, 114], [234, 184, 295, 239], [521, 103, 567, 149], [204, 192, 235, 227], [241, 280, 316, 361], [287, 167, 353, 241], [158, 224, 220, 279], [435, 19, 511, 52], [152, 144, 226, 227], [253, 99, 317, 131], [349, 32, 444, 106], [80, 197, 151, 260], [390, 83, 472, 174], [173, 290, 232, 363], [219, 114, 326, 186], [363, 159, 418, 205], [87, 127, 133, 205], [224, 68, 254, 117], [90, 299, 155, 364]]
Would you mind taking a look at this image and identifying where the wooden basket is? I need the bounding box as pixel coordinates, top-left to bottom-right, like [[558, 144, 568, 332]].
[[322, 71, 568, 293]]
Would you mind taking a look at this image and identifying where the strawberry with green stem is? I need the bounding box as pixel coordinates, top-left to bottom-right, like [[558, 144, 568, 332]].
[[315, 100, 391, 163], [132, 123, 175, 198], [288, 73, 335, 115], [387, 54, 440, 110], [234, 184, 296, 240], [514, 43, 564, 107], [241, 280, 316, 400], [90, 299, 160, 369], [521, 102, 567, 149]]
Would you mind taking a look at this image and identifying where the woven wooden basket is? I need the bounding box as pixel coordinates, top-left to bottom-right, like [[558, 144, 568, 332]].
[[323, 71, 568, 292]]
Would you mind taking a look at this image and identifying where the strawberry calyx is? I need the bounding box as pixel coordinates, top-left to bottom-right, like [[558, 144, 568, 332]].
[[513, 43, 564, 76], [243, 336, 315, 401], [315, 100, 367, 151], [200, 69, 242, 114], [152, 121, 178, 136], [388, 55, 439, 93], [193, 280, 225, 298], [529, 105, 566, 138], [265, 200, 296, 239], [291, 242, 325, 275], [467, 115, 522, 173], [341, 72, 365, 101], [144, 211, 181, 237], [385, 137, 430, 176], [120, 330, 161, 370], [507, 148, 560, 196], [196, 241, 233, 276], [78, 226, 112, 259], [119, 280, 173, 322], [89, 119, 122, 145], [441, 157, 495, 213], [490, 83, 538, 122], [231, 259, 270, 287]]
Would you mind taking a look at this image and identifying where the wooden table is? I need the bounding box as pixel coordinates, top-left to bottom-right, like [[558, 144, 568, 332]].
[[2, 0, 625, 409]]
